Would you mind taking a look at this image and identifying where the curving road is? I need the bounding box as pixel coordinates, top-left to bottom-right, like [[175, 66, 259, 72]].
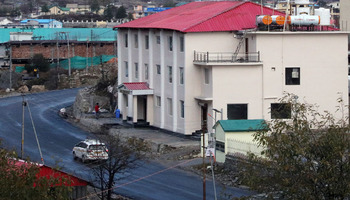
[[0, 88, 255, 199]]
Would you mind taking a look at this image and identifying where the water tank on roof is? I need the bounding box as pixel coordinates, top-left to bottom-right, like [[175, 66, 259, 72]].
[[295, 0, 310, 4], [256, 15, 272, 25], [288, 15, 320, 26], [315, 8, 331, 26], [271, 15, 285, 25]]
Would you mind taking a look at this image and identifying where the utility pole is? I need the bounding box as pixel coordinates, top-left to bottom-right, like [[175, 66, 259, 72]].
[[21, 94, 26, 159], [67, 32, 71, 76], [202, 126, 206, 200], [9, 44, 12, 90], [91, 30, 93, 69]]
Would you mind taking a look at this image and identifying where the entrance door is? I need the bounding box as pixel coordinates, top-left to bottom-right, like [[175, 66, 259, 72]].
[[137, 96, 147, 122], [201, 103, 208, 133]]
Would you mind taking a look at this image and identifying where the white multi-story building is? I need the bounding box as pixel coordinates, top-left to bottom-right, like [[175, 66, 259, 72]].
[[115, 1, 349, 135]]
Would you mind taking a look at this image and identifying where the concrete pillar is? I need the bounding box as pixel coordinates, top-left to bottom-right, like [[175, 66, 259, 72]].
[[133, 95, 138, 123], [147, 95, 154, 125]]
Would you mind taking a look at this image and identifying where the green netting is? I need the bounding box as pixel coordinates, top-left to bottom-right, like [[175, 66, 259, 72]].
[[50, 55, 115, 70], [15, 66, 25, 73]]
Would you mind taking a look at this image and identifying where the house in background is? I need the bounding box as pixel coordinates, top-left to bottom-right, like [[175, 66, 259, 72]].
[[48, 5, 70, 15], [0, 17, 13, 25], [66, 4, 91, 14], [214, 119, 266, 163], [20, 19, 62, 28], [115, 1, 348, 136]]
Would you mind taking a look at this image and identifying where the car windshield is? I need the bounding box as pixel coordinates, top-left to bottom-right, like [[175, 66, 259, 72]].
[[89, 145, 106, 151]]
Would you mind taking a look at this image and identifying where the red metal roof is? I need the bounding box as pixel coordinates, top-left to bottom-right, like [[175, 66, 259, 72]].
[[123, 82, 151, 90], [115, 1, 285, 32]]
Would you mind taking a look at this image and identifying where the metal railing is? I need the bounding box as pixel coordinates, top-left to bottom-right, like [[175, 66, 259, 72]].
[[193, 51, 260, 63]]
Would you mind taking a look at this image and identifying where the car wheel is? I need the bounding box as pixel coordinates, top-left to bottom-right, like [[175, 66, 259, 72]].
[[82, 155, 87, 163], [73, 152, 77, 160]]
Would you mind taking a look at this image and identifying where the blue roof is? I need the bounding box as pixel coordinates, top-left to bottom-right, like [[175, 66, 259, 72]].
[[0, 28, 117, 43], [21, 19, 56, 24], [218, 119, 267, 132]]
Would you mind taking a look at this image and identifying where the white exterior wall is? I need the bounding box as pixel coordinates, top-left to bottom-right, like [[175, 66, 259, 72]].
[[340, 0, 350, 31], [254, 32, 348, 120], [185, 32, 239, 134]]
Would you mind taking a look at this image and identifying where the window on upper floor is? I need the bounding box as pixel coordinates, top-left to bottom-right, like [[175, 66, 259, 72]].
[[204, 68, 209, 84], [227, 104, 248, 120], [168, 36, 173, 51], [179, 67, 184, 85], [271, 103, 291, 119], [145, 63, 149, 80], [124, 33, 128, 48], [285, 67, 300, 85], [168, 66, 172, 83], [134, 34, 138, 48], [125, 61, 128, 77], [180, 36, 184, 52], [145, 35, 149, 49], [156, 64, 161, 75], [135, 62, 138, 79], [156, 36, 160, 44]]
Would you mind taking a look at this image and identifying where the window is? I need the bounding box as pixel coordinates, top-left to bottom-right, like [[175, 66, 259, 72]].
[[204, 68, 209, 84], [216, 141, 225, 152], [156, 36, 160, 44], [145, 64, 149, 80], [145, 35, 149, 49], [134, 34, 138, 48], [168, 66, 172, 83], [156, 96, 161, 107], [125, 61, 128, 77], [271, 103, 291, 119], [180, 36, 184, 52], [156, 64, 161, 75], [285, 67, 300, 85], [168, 36, 173, 51], [179, 67, 184, 84], [180, 100, 184, 118], [227, 104, 248, 119], [124, 34, 128, 47], [135, 63, 138, 79], [168, 98, 173, 116], [126, 98, 128, 107]]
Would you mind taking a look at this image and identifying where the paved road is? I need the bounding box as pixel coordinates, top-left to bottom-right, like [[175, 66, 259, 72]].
[[0, 88, 255, 199]]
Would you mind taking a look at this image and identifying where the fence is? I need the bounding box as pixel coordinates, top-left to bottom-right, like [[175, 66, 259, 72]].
[[226, 138, 264, 158]]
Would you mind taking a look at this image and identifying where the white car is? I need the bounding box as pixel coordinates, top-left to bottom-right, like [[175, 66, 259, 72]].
[[72, 139, 108, 163]]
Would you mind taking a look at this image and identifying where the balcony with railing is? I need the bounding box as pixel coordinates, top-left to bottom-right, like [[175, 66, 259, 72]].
[[193, 51, 262, 66]]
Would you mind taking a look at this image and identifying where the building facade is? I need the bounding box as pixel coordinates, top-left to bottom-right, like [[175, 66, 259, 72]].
[[115, 1, 349, 135]]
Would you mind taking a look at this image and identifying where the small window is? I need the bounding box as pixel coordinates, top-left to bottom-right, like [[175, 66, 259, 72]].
[[156, 64, 161, 75], [216, 141, 225, 152], [179, 67, 184, 85], [204, 68, 209, 84], [135, 63, 138, 79], [168, 98, 173, 116], [156, 36, 160, 44], [271, 103, 291, 119], [168, 36, 173, 51], [180, 100, 184, 118], [168, 66, 172, 83], [156, 96, 161, 107], [134, 34, 138, 48], [124, 33, 128, 47], [126, 98, 128, 107], [125, 61, 128, 77], [286, 67, 300, 85], [145, 64, 149, 80], [145, 35, 149, 49], [227, 104, 248, 120], [180, 36, 184, 52]]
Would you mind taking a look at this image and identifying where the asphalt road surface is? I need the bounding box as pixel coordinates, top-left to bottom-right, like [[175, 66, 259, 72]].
[[0, 88, 255, 199]]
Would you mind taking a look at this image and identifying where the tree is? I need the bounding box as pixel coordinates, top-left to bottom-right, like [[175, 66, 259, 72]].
[[163, 0, 176, 7], [33, 54, 50, 72], [241, 94, 350, 199], [41, 4, 50, 13], [104, 5, 116, 20], [127, 12, 134, 21], [115, 6, 127, 19], [0, 141, 71, 199], [91, 134, 151, 200], [90, 0, 100, 14]]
